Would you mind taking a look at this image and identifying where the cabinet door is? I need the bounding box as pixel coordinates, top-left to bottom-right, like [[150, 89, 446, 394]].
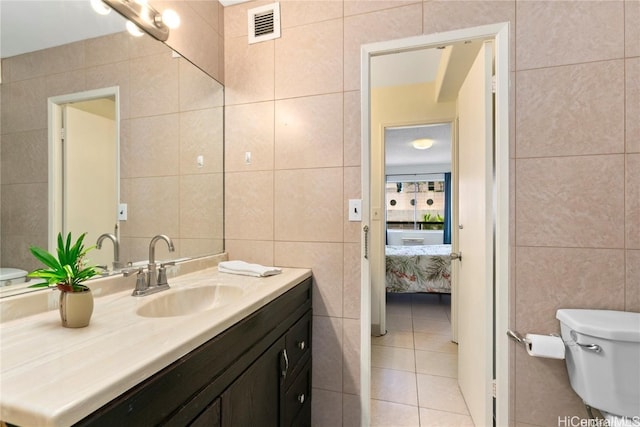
[[221, 337, 284, 427], [189, 398, 221, 427]]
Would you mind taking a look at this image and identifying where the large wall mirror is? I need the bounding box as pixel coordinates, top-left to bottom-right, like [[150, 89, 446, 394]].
[[0, 0, 224, 296]]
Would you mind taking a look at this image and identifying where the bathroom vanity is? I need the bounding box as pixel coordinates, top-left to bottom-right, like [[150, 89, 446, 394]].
[[0, 263, 312, 427]]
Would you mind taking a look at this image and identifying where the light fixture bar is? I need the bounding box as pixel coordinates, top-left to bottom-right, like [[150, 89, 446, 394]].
[[102, 0, 169, 42]]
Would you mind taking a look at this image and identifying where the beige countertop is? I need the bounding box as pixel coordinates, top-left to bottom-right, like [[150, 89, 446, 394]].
[[0, 266, 311, 427]]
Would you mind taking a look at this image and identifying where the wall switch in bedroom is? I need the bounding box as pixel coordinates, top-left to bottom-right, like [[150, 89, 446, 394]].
[[348, 199, 362, 221]]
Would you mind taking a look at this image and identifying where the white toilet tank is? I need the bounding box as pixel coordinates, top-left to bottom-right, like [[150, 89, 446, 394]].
[[556, 309, 640, 418], [0, 268, 28, 287]]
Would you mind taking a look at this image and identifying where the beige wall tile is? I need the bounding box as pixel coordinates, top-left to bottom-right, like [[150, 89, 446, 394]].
[[344, 4, 423, 91], [180, 238, 223, 259], [627, 154, 640, 248], [423, 0, 515, 37], [516, 0, 624, 70], [225, 171, 274, 241], [627, 58, 640, 153], [312, 315, 344, 392], [180, 173, 224, 239], [129, 32, 170, 59], [274, 19, 343, 99], [626, 250, 640, 312], [225, 239, 275, 266], [515, 246, 625, 334], [627, 0, 640, 57], [516, 60, 625, 158], [344, 166, 361, 243], [0, 183, 47, 240], [342, 393, 361, 427], [345, 0, 420, 17], [514, 352, 584, 426], [0, 234, 45, 273], [1, 130, 47, 184], [515, 155, 625, 248], [126, 114, 180, 178], [45, 69, 87, 98], [84, 32, 129, 68], [343, 242, 361, 320], [224, 36, 274, 105], [275, 241, 344, 317], [344, 90, 361, 167], [343, 318, 361, 395], [280, 0, 343, 28], [275, 93, 343, 169], [120, 176, 180, 238], [179, 108, 224, 175], [312, 388, 344, 427], [1, 78, 47, 134], [41, 41, 85, 75], [130, 52, 180, 117], [1, 50, 47, 83], [179, 58, 224, 111], [274, 168, 343, 242], [225, 102, 275, 172], [161, 2, 221, 82]]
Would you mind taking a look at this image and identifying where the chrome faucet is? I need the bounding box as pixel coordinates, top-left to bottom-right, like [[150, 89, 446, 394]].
[[147, 234, 175, 289], [96, 233, 124, 270]]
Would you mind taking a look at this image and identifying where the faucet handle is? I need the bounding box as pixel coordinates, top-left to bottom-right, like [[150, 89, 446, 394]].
[[157, 262, 175, 287], [122, 266, 144, 277]]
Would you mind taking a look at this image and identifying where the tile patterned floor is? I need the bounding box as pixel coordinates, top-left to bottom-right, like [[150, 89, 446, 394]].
[[370, 293, 475, 427]]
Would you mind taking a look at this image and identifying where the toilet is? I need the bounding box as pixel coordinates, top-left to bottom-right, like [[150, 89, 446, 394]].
[[0, 268, 28, 287], [556, 309, 640, 425]]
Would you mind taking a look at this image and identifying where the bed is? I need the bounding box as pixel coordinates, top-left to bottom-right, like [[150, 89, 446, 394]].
[[385, 244, 452, 293]]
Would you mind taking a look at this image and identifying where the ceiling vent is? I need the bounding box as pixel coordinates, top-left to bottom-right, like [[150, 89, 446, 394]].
[[248, 3, 280, 44]]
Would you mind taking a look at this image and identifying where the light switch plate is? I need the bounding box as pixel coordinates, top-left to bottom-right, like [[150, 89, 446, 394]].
[[348, 199, 362, 221], [118, 203, 128, 221]]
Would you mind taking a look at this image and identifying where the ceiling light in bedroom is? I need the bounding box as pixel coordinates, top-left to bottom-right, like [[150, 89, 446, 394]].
[[412, 138, 434, 150]]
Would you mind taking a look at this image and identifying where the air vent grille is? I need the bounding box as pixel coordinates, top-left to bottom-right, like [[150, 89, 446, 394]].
[[248, 3, 280, 44]]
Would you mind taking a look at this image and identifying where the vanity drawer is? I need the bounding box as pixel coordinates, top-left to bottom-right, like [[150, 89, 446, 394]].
[[285, 311, 311, 376], [283, 360, 311, 427]]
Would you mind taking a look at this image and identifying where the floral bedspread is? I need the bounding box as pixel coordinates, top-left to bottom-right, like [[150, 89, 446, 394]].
[[385, 244, 452, 293]]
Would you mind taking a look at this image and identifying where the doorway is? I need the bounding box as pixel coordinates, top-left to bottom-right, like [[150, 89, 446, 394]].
[[360, 23, 510, 426], [49, 87, 120, 268]]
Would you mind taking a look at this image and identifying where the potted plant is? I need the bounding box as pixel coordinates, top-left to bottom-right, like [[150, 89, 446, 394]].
[[28, 232, 99, 328]]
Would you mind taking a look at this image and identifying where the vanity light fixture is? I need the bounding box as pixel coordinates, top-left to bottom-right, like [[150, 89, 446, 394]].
[[91, 0, 112, 15], [102, 0, 180, 42], [411, 138, 434, 150]]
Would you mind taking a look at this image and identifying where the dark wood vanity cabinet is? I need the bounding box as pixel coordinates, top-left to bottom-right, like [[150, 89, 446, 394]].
[[76, 277, 312, 427]]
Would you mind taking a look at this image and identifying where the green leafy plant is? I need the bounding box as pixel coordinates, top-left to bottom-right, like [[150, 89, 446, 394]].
[[28, 232, 99, 292]]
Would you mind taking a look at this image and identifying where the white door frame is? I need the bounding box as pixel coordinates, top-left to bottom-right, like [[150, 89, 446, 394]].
[[48, 87, 121, 253], [360, 22, 510, 426]]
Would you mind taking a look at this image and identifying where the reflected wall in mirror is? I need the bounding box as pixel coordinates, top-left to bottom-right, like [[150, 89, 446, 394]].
[[0, 1, 224, 296]]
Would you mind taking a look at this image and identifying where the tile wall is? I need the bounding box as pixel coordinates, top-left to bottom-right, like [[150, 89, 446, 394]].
[[223, 1, 638, 426]]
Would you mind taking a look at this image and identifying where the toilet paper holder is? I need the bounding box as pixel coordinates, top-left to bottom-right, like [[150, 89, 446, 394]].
[[506, 329, 527, 347], [506, 329, 561, 345]]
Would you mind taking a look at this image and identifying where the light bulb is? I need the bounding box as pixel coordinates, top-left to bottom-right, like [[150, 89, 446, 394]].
[[162, 9, 180, 29], [90, 0, 111, 15], [126, 20, 145, 37]]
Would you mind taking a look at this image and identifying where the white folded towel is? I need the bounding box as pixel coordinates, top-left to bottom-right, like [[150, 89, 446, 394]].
[[218, 260, 282, 277]]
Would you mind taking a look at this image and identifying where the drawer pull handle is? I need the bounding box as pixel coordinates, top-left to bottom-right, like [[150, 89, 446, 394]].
[[298, 341, 306, 351], [281, 349, 289, 378], [298, 394, 305, 404]]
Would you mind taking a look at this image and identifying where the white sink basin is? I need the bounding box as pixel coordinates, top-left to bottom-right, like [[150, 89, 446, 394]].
[[136, 285, 244, 318]]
